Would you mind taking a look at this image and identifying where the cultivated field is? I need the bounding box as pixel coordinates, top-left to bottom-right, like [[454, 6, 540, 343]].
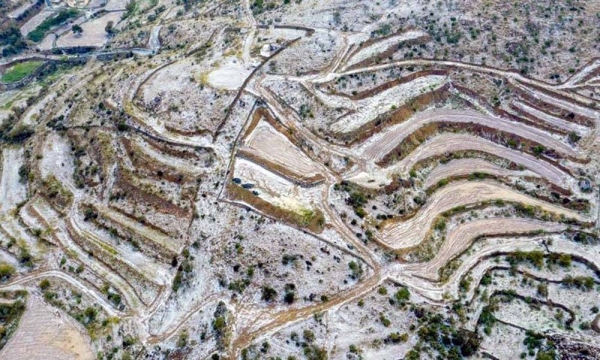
[[0, 295, 93, 359]]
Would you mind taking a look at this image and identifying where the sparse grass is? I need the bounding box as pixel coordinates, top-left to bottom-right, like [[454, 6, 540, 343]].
[[40, 175, 74, 211], [227, 183, 325, 233]]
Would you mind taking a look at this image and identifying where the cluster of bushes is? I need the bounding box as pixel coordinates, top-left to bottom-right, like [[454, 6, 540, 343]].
[[282, 253, 299, 265], [40, 175, 74, 211], [563, 275, 595, 291], [258, 282, 298, 305], [573, 232, 599, 245], [28, 9, 79, 43], [228, 276, 250, 294], [385, 331, 408, 344], [212, 301, 228, 350], [283, 283, 296, 304], [284, 330, 327, 360], [171, 248, 193, 292], [101, 283, 122, 308], [0, 118, 34, 143], [261, 286, 277, 302], [39, 279, 116, 341], [0, 299, 26, 349], [546, 253, 572, 268], [522, 331, 556, 359], [405, 308, 480, 359], [506, 250, 545, 268], [122, 0, 137, 19], [0, 23, 27, 57], [507, 250, 583, 273], [348, 261, 363, 279], [335, 181, 370, 219], [251, 0, 278, 15]]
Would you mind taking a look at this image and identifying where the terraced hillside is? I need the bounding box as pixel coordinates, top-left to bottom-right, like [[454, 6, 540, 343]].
[[1, 0, 599, 359]]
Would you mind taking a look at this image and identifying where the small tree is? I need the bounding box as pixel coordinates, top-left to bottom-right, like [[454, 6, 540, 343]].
[[72, 24, 83, 36], [105, 21, 114, 35], [123, 0, 136, 19], [39, 279, 51, 290], [0, 263, 15, 281], [261, 286, 277, 302]]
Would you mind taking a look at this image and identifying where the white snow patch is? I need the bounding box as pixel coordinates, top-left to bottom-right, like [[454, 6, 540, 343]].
[[39, 133, 76, 192], [0, 147, 27, 213]]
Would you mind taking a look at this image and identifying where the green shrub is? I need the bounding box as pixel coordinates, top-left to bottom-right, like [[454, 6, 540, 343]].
[[0, 263, 15, 281], [394, 288, 410, 302], [303, 329, 315, 343], [379, 313, 391, 327], [28, 9, 79, 42], [261, 286, 277, 302], [39, 279, 51, 290], [348, 261, 363, 279]]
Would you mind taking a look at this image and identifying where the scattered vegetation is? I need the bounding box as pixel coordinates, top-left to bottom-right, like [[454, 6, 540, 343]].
[[171, 248, 194, 292], [212, 301, 229, 350], [408, 308, 481, 358], [0, 22, 27, 56], [40, 175, 74, 211], [0, 298, 26, 350], [28, 9, 79, 42]]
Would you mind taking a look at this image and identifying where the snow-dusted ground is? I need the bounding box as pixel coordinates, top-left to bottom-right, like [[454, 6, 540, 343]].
[[56, 11, 124, 48], [207, 57, 252, 90], [233, 158, 322, 213], [39, 133, 76, 191], [423, 158, 536, 188], [357, 108, 582, 162], [348, 132, 575, 191], [0, 147, 27, 214], [512, 100, 589, 134], [345, 30, 429, 68], [414, 217, 567, 281], [242, 120, 323, 181], [2, 0, 599, 357], [330, 75, 446, 134]]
